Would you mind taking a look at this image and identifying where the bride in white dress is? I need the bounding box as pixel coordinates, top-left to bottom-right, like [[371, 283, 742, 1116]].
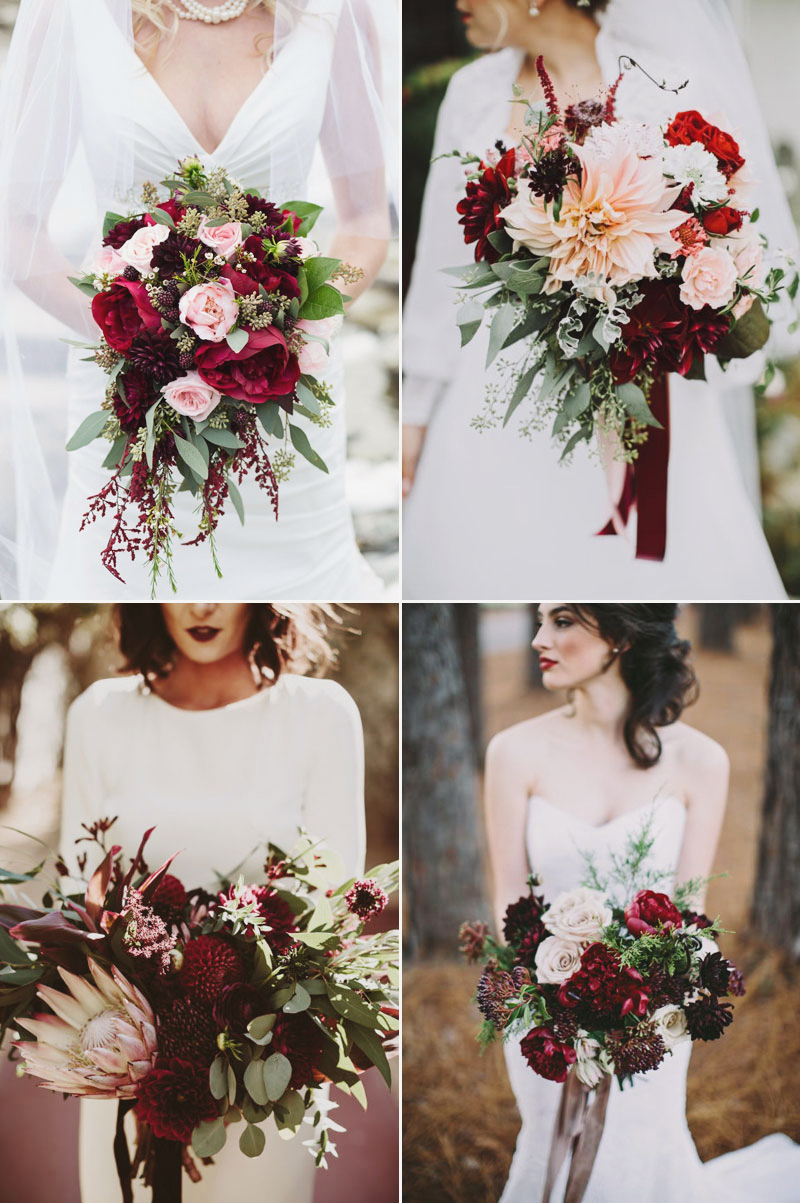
[[0, 0, 391, 600], [402, 0, 797, 600], [486, 603, 798, 1202], [59, 602, 367, 1201]]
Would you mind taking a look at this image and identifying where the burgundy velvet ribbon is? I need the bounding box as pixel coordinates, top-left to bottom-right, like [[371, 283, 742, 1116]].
[[151, 1137, 183, 1203], [597, 374, 671, 562], [541, 1072, 612, 1203]]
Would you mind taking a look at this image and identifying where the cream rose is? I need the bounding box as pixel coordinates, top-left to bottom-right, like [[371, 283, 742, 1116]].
[[118, 224, 170, 275], [679, 246, 738, 311], [197, 217, 244, 260], [534, 936, 584, 985], [651, 1004, 690, 1050], [179, 278, 239, 343], [161, 372, 222, 422], [93, 245, 126, 278], [543, 887, 612, 943]]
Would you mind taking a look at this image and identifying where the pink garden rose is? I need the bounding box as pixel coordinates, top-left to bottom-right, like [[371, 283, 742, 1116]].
[[296, 315, 341, 375], [118, 224, 170, 275], [179, 278, 239, 343], [161, 371, 222, 422], [93, 245, 126, 277], [197, 217, 244, 260], [679, 246, 738, 311]]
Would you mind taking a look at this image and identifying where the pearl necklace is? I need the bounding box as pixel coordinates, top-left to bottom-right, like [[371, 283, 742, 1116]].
[[163, 0, 250, 24]]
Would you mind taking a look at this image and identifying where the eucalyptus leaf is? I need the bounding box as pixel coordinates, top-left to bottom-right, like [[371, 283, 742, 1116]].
[[296, 379, 321, 415], [242, 1097, 271, 1124], [263, 1052, 292, 1102], [227, 1062, 237, 1107], [209, 1055, 229, 1100], [244, 1059, 269, 1106], [256, 404, 284, 440], [283, 983, 311, 1014], [247, 1014, 277, 1043], [486, 303, 517, 367], [226, 327, 250, 355], [66, 411, 109, 452], [456, 299, 484, 348], [326, 983, 380, 1026], [148, 208, 176, 230], [174, 433, 209, 480], [562, 381, 592, 422], [274, 1089, 305, 1131], [491, 260, 547, 296], [239, 1123, 266, 1158], [227, 478, 246, 525], [348, 1022, 392, 1088], [618, 382, 662, 428], [504, 363, 538, 427], [559, 425, 592, 462], [191, 1117, 226, 1159], [203, 427, 243, 450]]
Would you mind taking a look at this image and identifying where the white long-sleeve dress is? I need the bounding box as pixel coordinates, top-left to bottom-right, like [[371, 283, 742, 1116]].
[[60, 672, 366, 1203], [402, 36, 788, 600]]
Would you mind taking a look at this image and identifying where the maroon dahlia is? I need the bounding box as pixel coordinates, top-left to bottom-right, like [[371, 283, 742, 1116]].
[[158, 998, 219, 1065], [698, 951, 732, 996], [151, 231, 201, 277], [102, 215, 146, 250], [212, 983, 263, 1035], [180, 934, 245, 1003], [557, 943, 650, 1025], [112, 368, 156, 434], [127, 330, 183, 384], [610, 281, 729, 384], [503, 889, 547, 969], [135, 1058, 218, 1143], [150, 873, 188, 916], [520, 1026, 577, 1084], [457, 147, 516, 264], [684, 994, 734, 1041], [270, 1013, 325, 1090]]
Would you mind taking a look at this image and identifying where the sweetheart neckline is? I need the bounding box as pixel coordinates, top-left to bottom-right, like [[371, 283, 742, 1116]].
[[529, 793, 686, 833]]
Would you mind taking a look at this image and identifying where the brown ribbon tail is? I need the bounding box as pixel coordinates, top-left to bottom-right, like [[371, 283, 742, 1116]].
[[113, 1099, 136, 1203], [541, 1073, 591, 1203], [563, 1075, 612, 1203], [152, 1136, 183, 1203]]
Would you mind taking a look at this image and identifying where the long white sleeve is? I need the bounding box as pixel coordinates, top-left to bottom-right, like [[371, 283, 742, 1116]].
[[301, 679, 366, 880], [59, 683, 111, 883]]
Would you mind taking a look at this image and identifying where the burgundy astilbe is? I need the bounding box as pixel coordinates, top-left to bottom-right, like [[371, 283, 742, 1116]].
[[456, 147, 516, 264], [230, 410, 279, 520], [536, 55, 560, 116], [345, 878, 389, 921], [121, 888, 178, 973], [606, 1022, 666, 1076]]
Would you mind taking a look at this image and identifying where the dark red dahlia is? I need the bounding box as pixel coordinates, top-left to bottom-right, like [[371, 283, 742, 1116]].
[[270, 1013, 325, 1090], [610, 281, 728, 384], [345, 878, 389, 920], [180, 934, 245, 1003], [684, 994, 733, 1041], [699, 951, 732, 996], [103, 216, 146, 250], [151, 873, 188, 915], [135, 1058, 218, 1143], [127, 330, 183, 384], [681, 909, 714, 930], [216, 884, 298, 952], [606, 1022, 666, 1076], [728, 966, 746, 998], [477, 961, 529, 1030], [151, 231, 201, 276], [457, 147, 516, 264], [244, 195, 285, 230], [112, 368, 156, 434], [527, 148, 579, 205], [212, 983, 263, 1035], [503, 890, 547, 969], [520, 1026, 576, 1083], [158, 998, 219, 1065], [557, 943, 650, 1025]]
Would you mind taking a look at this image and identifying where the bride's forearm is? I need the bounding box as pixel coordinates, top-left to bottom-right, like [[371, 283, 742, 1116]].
[[12, 231, 98, 340], [329, 231, 389, 304]]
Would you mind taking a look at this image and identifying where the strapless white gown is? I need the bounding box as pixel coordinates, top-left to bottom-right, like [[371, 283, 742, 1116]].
[[500, 794, 799, 1202], [59, 674, 366, 1203], [44, 3, 382, 600], [402, 36, 786, 600]]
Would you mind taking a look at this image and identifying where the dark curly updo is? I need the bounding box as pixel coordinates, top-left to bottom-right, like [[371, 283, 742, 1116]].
[[567, 604, 698, 769], [565, 0, 609, 13], [115, 604, 338, 683]]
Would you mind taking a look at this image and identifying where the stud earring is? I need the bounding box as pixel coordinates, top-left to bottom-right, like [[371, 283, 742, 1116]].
[[529, 1, 540, 14]]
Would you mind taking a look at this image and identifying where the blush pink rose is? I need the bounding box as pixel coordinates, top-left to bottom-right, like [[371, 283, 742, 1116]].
[[118, 224, 170, 274], [679, 246, 738, 311], [161, 371, 222, 422], [197, 217, 244, 260], [179, 278, 239, 343], [296, 315, 341, 375], [93, 245, 126, 277]]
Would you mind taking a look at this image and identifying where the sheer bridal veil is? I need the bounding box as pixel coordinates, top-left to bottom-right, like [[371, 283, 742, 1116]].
[[0, 0, 395, 598]]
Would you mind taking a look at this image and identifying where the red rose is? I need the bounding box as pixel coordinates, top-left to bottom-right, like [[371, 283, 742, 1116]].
[[91, 279, 163, 353], [702, 206, 744, 236], [557, 943, 650, 1023], [457, 147, 516, 264], [665, 111, 745, 179], [520, 1026, 577, 1083], [625, 890, 683, 937], [196, 326, 300, 407]]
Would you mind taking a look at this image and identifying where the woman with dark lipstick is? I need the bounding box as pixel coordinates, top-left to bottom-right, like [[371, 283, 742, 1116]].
[[484, 603, 798, 1201], [59, 602, 365, 1202]]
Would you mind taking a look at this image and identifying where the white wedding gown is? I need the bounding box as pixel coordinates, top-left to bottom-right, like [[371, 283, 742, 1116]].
[[500, 794, 799, 1203], [402, 34, 787, 600], [59, 673, 366, 1203], [40, 2, 382, 601]]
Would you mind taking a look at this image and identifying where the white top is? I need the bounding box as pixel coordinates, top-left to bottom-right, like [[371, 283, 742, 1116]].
[[60, 671, 366, 1203]]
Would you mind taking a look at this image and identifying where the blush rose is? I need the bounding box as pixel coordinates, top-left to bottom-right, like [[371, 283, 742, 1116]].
[[179, 278, 239, 343], [118, 224, 171, 275], [296, 315, 342, 375], [161, 372, 222, 422], [679, 246, 738, 311], [197, 217, 244, 260]]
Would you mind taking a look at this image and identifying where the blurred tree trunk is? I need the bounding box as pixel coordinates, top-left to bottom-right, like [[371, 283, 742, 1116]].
[[751, 605, 800, 959], [403, 605, 488, 957], [452, 605, 482, 767], [698, 606, 736, 651]]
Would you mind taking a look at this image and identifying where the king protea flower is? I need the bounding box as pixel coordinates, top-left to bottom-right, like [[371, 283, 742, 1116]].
[[16, 960, 157, 1098]]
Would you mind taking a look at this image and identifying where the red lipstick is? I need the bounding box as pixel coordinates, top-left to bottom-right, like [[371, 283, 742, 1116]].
[[187, 626, 220, 643], [539, 657, 557, 672]]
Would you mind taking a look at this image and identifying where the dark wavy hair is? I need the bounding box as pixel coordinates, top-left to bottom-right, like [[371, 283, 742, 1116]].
[[565, 0, 609, 12], [564, 604, 698, 769], [115, 604, 338, 683]]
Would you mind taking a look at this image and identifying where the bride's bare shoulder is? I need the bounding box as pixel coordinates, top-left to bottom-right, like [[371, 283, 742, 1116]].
[[663, 722, 730, 785], [486, 707, 570, 768]]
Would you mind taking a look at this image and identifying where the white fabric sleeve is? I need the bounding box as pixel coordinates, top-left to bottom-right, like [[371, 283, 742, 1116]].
[[59, 687, 108, 885], [301, 680, 366, 880], [402, 70, 475, 427]]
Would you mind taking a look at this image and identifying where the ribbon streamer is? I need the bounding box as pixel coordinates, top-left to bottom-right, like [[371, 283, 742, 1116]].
[[541, 1072, 612, 1203], [113, 1099, 136, 1203], [597, 374, 671, 562], [152, 1136, 183, 1203]]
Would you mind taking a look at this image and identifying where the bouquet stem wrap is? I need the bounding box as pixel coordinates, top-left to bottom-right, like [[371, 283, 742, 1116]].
[[542, 1072, 612, 1203], [114, 1099, 136, 1203], [152, 1137, 183, 1203], [598, 375, 671, 561]]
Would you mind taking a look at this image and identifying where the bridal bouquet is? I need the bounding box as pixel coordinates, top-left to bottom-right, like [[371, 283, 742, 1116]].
[[448, 58, 796, 558], [68, 158, 361, 593], [0, 823, 398, 1202]]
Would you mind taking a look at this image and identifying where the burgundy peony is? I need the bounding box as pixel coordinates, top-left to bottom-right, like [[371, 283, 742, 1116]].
[[703, 206, 745, 236], [135, 1058, 218, 1143], [557, 943, 650, 1024], [196, 326, 300, 407], [103, 215, 146, 250], [665, 111, 745, 179], [91, 279, 163, 353], [179, 934, 245, 1003], [457, 147, 516, 264], [520, 1026, 577, 1083], [624, 890, 683, 937], [270, 1013, 325, 1090]]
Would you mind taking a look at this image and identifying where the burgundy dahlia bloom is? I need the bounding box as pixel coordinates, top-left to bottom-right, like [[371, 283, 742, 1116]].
[[345, 878, 389, 920], [103, 216, 146, 250], [151, 231, 201, 276], [212, 983, 263, 1035], [610, 281, 728, 384], [127, 330, 184, 384], [270, 1013, 325, 1090], [685, 994, 734, 1041], [457, 147, 516, 264], [503, 890, 547, 969], [135, 1058, 218, 1143], [699, 951, 732, 996], [558, 943, 650, 1025], [112, 368, 156, 434], [520, 1026, 576, 1083], [180, 934, 245, 1003]]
